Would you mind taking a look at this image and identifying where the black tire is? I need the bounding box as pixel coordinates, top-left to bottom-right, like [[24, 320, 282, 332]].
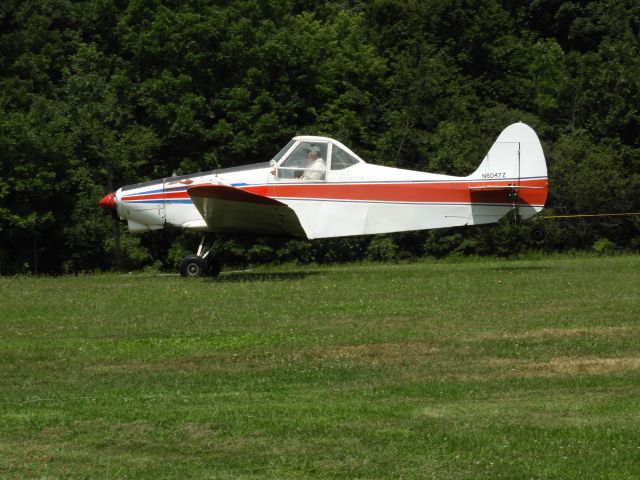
[[532, 228, 546, 242], [206, 257, 222, 277], [179, 255, 207, 277]]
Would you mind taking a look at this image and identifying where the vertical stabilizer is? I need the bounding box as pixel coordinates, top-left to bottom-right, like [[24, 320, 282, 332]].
[[469, 122, 547, 181], [468, 123, 548, 222]]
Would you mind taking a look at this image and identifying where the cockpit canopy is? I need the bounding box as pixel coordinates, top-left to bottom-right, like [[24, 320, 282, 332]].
[[270, 136, 364, 180]]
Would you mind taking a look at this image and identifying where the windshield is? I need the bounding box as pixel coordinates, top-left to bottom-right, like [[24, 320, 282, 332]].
[[270, 139, 296, 164], [277, 141, 328, 180]]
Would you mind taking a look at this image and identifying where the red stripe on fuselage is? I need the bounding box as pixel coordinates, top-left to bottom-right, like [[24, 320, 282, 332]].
[[242, 179, 548, 205], [122, 179, 548, 206]]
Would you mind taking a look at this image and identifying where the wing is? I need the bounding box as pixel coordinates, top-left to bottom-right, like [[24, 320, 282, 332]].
[[187, 184, 307, 237]]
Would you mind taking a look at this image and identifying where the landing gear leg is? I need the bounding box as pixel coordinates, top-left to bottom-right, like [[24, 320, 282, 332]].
[[508, 186, 521, 223], [179, 234, 224, 278]]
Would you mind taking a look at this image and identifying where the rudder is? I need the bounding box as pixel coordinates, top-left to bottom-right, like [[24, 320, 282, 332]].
[[469, 122, 547, 182], [468, 123, 548, 222]]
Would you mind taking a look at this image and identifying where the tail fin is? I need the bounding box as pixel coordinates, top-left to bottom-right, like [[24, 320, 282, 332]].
[[469, 122, 547, 181], [468, 123, 548, 221]]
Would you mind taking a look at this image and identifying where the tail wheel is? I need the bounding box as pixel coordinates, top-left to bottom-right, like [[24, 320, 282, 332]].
[[179, 254, 208, 277], [532, 228, 546, 242]]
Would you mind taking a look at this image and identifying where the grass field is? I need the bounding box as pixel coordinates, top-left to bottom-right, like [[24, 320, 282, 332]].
[[1, 254, 639, 479]]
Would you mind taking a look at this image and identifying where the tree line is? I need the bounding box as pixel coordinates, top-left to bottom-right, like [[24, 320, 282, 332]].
[[1, 0, 639, 274]]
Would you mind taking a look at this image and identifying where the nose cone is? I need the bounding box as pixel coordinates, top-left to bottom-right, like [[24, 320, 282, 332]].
[[98, 192, 116, 209]]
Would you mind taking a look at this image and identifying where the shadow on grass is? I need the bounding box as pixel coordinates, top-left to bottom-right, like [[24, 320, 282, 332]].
[[490, 265, 550, 272], [213, 270, 324, 282]]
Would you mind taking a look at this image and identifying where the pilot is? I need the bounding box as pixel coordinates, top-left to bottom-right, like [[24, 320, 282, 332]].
[[301, 145, 325, 180]]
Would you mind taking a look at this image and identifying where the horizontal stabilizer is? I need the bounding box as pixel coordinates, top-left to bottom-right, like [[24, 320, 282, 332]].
[[187, 184, 307, 237], [469, 185, 546, 191]]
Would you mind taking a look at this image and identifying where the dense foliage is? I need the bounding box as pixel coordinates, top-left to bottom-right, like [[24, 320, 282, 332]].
[[1, 0, 639, 273]]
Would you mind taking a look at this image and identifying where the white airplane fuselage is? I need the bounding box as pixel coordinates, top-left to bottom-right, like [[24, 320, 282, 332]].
[[99, 123, 548, 275], [115, 162, 547, 239]]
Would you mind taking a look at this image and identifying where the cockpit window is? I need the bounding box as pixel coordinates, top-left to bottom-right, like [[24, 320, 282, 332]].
[[277, 141, 327, 180], [270, 139, 296, 164], [331, 144, 360, 170]]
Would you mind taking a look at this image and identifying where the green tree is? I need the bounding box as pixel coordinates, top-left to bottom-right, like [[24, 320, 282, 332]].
[[62, 43, 159, 271], [0, 97, 70, 273]]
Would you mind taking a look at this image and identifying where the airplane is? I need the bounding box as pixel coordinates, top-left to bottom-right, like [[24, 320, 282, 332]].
[[99, 122, 548, 277]]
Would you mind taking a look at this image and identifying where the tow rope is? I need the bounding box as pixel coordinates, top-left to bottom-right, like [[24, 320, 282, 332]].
[[542, 212, 640, 219]]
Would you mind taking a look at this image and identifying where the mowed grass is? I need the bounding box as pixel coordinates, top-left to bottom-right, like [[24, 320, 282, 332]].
[[1, 255, 639, 479]]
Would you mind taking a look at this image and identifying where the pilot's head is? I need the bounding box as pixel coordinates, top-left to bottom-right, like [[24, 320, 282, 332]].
[[307, 145, 321, 160]]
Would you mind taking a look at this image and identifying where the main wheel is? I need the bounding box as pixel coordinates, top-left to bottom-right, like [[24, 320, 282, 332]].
[[179, 254, 207, 277]]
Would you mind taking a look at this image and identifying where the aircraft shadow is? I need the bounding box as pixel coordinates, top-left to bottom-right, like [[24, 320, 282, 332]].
[[213, 270, 323, 283], [490, 265, 550, 272]]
